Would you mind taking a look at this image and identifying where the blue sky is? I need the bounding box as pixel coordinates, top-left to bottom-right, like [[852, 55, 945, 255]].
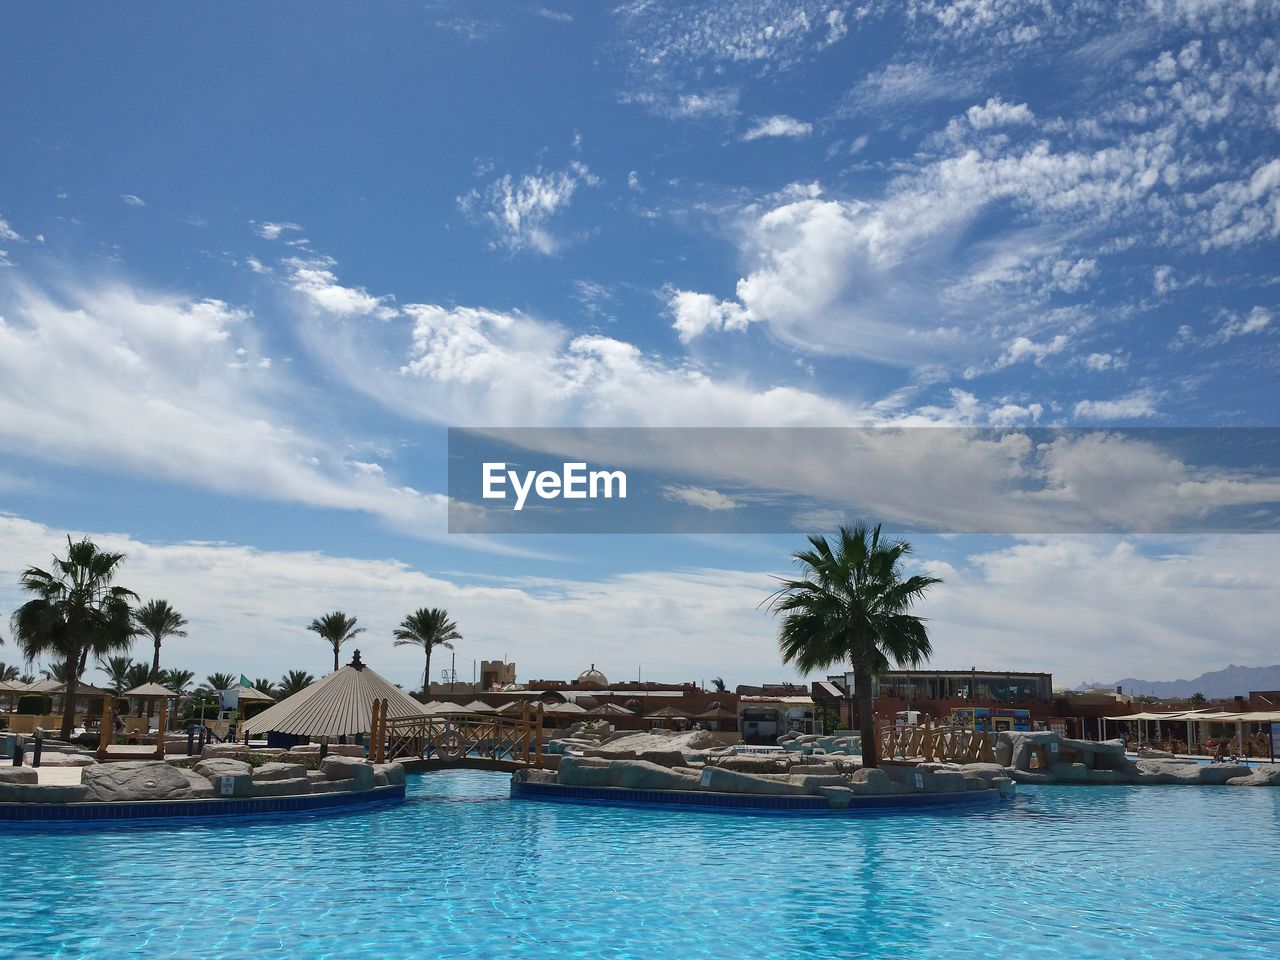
[[1, 1, 1277, 690]]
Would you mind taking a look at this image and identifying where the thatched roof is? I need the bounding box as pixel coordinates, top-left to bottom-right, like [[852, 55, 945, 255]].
[[123, 682, 178, 698], [241, 653, 425, 738], [544, 701, 588, 715], [646, 706, 691, 720], [229, 685, 275, 703], [591, 702, 635, 716], [54, 681, 114, 698]]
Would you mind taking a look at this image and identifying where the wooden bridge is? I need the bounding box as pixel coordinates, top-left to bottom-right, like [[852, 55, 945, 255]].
[[368, 699, 550, 771], [878, 717, 996, 764]]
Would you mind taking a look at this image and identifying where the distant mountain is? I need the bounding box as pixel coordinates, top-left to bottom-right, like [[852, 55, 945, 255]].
[[1077, 664, 1280, 700]]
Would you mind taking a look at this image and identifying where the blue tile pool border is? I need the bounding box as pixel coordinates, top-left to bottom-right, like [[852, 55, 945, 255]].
[[510, 780, 1004, 816], [0, 783, 405, 827]]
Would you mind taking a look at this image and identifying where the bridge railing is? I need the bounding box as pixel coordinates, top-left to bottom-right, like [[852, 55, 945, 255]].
[[878, 717, 995, 763], [369, 699, 547, 767]]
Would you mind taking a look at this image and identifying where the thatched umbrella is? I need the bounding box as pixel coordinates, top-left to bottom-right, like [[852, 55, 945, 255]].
[[646, 705, 691, 729], [590, 702, 635, 717], [241, 651, 426, 741]]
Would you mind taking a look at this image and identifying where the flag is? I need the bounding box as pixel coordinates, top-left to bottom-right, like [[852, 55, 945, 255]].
[[239, 674, 251, 687]]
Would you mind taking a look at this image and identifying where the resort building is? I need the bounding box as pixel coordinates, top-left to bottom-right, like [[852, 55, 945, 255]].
[[421, 664, 740, 733], [737, 690, 816, 744], [813, 668, 1060, 733]]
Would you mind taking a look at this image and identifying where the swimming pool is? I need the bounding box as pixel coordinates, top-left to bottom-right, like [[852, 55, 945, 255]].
[[6, 771, 1277, 959]]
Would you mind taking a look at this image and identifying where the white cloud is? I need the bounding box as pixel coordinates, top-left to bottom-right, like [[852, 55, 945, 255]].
[[667, 289, 751, 342], [987, 402, 1043, 427], [1073, 392, 1159, 420], [535, 7, 573, 23], [995, 334, 1070, 369], [284, 256, 398, 318], [0, 269, 445, 537], [572, 279, 617, 321], [0, 216, 21, 242], [381, 301, 857, 427], [1084, 352, 1116, 371], [255, 221, 303, 240], [675, 89, 741, 118], [458, 161, 598, 255], [965, 96, 1035, 129], [821, 7, 849, 46], [847, 62, 974, 109], [1049, 258, 1097, 293], [619, 1, 854, 70], [1203, 306, 1273, 345], [0, 514, 793, 689], [1170, 306, 1273, 349], [924, 535, 1280, 686], [120, 194, 146, 207], [9, 514, 1275, 690], [1195, 158, 1280, 250], [742, 114, 813, 140], [661, 485, 741, 511]]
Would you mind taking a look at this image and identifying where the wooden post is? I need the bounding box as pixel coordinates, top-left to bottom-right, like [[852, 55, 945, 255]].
[[378, 698, 388, 762], [534, 702, 544, 767], [155, 697, 168, 759], [521, 703, 530, 764], [380, 698, 388, 762], [97, 696, 111, 760], [370, 698, 383, 763], [922, 715, 934, 763]]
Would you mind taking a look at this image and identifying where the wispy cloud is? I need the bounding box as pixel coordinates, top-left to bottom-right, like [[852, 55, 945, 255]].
[[254, 220, 303, 240], [742, 114, 813, 140], [120, 193, 146, 207], [458, 161, 599, 255], [1073, 392, 1159, 420], [662, 484, 741, 510], [0, 265, 444, 536]]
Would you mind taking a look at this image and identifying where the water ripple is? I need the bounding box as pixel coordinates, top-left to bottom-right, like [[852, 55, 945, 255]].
[[3, 774, 1277, 959]]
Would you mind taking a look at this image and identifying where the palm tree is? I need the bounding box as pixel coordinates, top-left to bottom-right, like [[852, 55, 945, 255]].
[[767, 523, 940, 769], [0, 662, 19, 682], [710, 677, 727, 693], [251, 677, 277, 698], [10, 537, 138, 739], [162, 668, 195, 695], [393, 608, 461, 695], [307, 611, 365, 672], [131, 599, 188, 690], [98, 655, 135, 694], [42, 662, 70, 683], [205, 672, 235, 692], [162, 668, 195, 731], [123, 662, 152, 711], [278, 669, 315, 698]]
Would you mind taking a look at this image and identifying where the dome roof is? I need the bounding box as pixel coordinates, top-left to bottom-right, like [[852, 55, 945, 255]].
[[575, 663, 608, 687]]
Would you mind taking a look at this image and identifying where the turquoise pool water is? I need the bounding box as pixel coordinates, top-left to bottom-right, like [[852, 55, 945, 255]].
[[6, 771, 1278, 959]]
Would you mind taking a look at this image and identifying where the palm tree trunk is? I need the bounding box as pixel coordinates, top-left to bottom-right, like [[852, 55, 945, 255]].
[[333, 644, 339, 673], [59, 648, 79, 741], [855, 667, 878, 768], [423, 647, 432, 697], [148, 638, 161, 719]]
